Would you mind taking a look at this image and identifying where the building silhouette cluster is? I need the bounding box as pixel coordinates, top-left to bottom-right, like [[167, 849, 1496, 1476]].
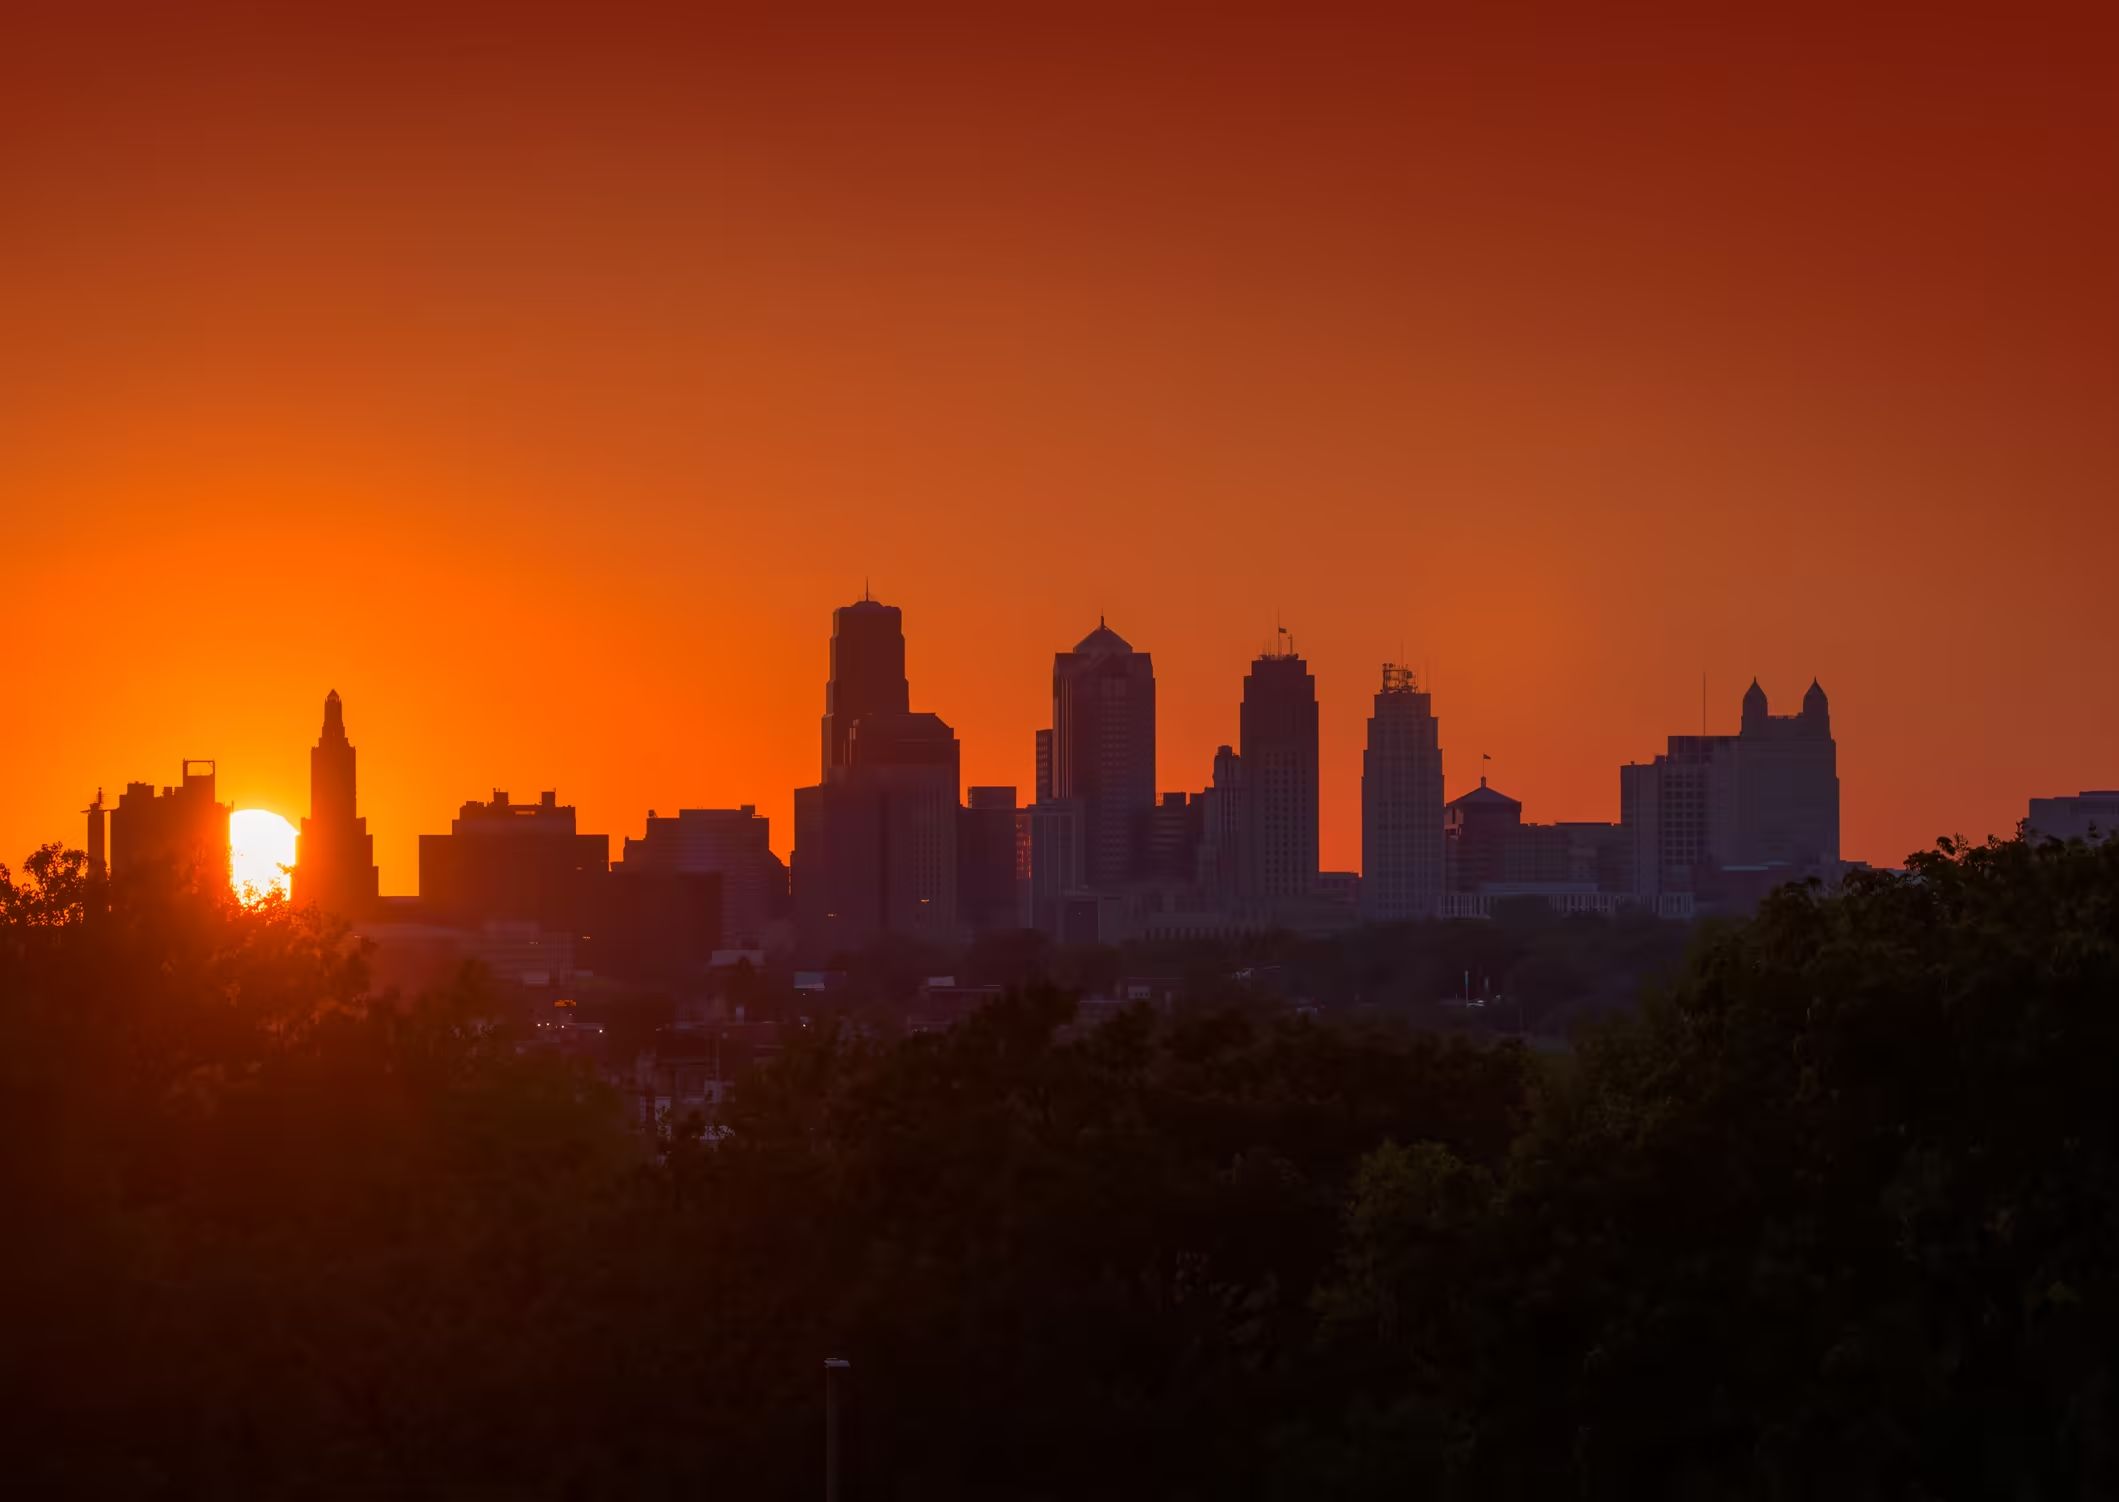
[[77, 593, 1874, 1001]]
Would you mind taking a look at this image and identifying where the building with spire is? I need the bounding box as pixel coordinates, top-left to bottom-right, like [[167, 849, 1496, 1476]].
[[1360, 665, 1443, 921], [1044, 618, 1156, 891], [1621, 677, 1840, 909], [819, 592, 911, 779], [794, 594, 964, 958], [1239, 630, 1319, 902], [292, 690, 380, 918]]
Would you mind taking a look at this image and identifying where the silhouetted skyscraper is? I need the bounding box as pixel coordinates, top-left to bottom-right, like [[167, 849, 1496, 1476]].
[[796, 594, 966, 957], [1239, 632, 1319, 901], [292, 690, 380, 917], [1360, 664, 1443, 921], [796, 712, 961, 955], [109, 761, 230, 891], [1049, 619, 1156, 890], [1622, 678, 1839, 907], [820, 594, 910, 778]]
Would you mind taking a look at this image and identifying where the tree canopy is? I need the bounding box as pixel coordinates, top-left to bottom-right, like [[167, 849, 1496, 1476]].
[[3, 834, 2115, 1497]]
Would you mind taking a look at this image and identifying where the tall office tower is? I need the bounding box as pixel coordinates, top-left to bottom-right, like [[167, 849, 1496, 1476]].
[[1359, 664, 1444, 921], [1239, 632, 1319, 901], [1034, 728, 1054, 805], [109, 761, 231, 891], [958, 786, 1021, 934], [795, 712, 962, 956], [292, 690, 380, 918], [820, 594, 911, 778], [1049, 619, 1156, 890], [618, 805, 788, 949], [1620, 678, 1840, 905]]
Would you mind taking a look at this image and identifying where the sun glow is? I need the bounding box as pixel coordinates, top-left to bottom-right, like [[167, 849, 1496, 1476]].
[[229, 809, 298, 903]]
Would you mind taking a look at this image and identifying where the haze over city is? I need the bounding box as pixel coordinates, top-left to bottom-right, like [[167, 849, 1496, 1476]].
[[5, 3, 2116, 890], [10, 5, 2119, 1499]]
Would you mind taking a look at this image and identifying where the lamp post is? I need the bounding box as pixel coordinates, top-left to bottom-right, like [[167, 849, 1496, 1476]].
[[824, 1356, 850, 1501]]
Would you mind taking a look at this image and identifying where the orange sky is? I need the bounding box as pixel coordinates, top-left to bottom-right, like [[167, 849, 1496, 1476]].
[[4, 2, 2115, 893]]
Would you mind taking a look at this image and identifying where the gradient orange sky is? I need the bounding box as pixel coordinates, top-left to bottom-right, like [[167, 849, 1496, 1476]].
[[5, 2, 2115, 893]]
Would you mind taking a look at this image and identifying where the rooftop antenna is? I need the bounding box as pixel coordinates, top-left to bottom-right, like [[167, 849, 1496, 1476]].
[[1701, 669, 1707, 736]]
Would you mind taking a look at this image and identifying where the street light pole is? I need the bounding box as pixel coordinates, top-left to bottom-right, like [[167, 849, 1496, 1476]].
[[824, 1357, 850, 1502]]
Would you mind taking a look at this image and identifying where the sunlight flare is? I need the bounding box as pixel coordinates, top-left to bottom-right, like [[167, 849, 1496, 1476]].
[[229, 808, 297, 903]]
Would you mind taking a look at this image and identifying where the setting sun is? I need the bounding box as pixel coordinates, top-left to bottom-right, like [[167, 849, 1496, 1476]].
[[229, 809, 297, 903]]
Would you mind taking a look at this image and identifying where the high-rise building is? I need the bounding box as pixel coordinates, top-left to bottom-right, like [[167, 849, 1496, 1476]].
[[796, 593, 964, 956], [292, 690, 380, 918], [618, 805, 788, 950], [1360, 664, 1444, 922], [418, 790, 610, 934], [1239, 632, 1319, 901], [795, 712, 962, 956], [1049, 619, 1156, 890], [1621, 678, 1840, 907], [109, 761, 230, 891], [959, 786, 1022, 934], [820, 594, 910, 778]]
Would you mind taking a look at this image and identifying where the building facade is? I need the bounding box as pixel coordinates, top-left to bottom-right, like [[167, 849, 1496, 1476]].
[[958, 786, 1022, 934], [1239, 636, 1319, 902], [1359, 664, 1444, 921], [618, 805, 787, 950], [795, 711, 962, 956], [417, 789, 610, 935], [109, 760, 230, 891], [2026, 791, 2119, 844], [1621, 678, 1840, 906], [1046, 620, 1156, 891]]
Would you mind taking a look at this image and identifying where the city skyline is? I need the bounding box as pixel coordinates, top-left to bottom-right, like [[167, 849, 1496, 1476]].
[[5, 6, 2114, 894], [17, 596, 2091, 896]]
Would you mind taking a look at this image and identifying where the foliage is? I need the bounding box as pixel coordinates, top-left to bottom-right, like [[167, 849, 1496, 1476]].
[[4, 834, 2117, 1497]]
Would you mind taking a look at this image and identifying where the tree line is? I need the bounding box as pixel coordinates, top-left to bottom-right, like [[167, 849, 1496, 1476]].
[[3, 833, 2115, 1498]]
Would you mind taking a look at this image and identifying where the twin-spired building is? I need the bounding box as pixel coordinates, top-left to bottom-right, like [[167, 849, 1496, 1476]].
[[1621, 678, 1840, 903]]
